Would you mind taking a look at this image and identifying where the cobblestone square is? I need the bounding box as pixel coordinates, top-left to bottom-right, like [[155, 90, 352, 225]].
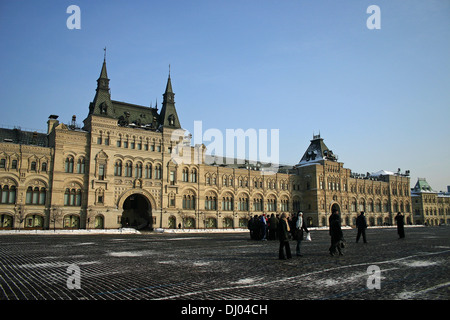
[[0, 226, 449, 303]]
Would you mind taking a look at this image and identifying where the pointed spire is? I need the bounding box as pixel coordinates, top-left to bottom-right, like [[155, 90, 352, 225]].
[[97, 47, 109, 81], [99, 59, 108, 80], [89, 52, 113, 117], [165, 67, 173, 94], [160, 69, 180, 129]]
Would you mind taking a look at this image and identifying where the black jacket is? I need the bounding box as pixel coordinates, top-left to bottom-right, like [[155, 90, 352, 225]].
[[356, 215, 367, 229], [278, 219, 290, 242]]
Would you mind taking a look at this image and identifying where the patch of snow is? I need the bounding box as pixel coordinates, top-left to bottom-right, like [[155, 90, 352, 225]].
[[400, 260, 439, 267]]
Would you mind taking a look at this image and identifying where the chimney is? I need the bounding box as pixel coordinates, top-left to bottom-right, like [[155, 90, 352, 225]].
[[47, 115, 59, 134]]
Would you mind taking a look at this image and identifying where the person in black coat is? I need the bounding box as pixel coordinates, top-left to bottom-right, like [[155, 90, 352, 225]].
[[278, 213, 292, 260], [395, 212, 405, 239], [268, 214, 278, 240], [329, 210, 343, 256], [356, 211, 368, 243]]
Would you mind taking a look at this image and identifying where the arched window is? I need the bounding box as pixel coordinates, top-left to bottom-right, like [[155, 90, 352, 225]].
[[65, 157, 74, 173], [77, 158, 86, 174], [253, 196, 263, 211], [25, 215, 44, 228], [145, 163, 152, 179], [125, 161, 132, 177], [238, 196, 249, 211], [64, 188, 82, 206], [281, 198, 289, 211], [0, 214, 13, 228], [205, 193, 217, 211], [155, 165, 162, 179], [114, 160, 122, 176], [182, 194, 196, 210], [0, 185, 16, 204], [135, 162, 143, 178], [222, 194, 233, 211], [25, 187, 46, 205], [64, 215, 80, 229], [267, 196, 277, 212], [182, 168, 189, 182], [190, 168, 197, 183]]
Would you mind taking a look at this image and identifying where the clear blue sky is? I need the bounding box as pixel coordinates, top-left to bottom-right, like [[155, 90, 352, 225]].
[[1, 0, 449, 191]]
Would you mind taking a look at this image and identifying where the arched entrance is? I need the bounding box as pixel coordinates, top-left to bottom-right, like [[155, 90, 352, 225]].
[[331, 203, 341, 214], [122, 194, 152, 230]]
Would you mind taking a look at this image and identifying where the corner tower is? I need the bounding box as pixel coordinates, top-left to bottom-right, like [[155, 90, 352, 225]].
[[159, 70, 181, 129], [88, 56, 114, 118]]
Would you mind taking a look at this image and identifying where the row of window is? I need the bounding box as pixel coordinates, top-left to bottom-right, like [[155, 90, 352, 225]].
[[2, 186, 83, 207], [0, 214, 104, 229], [65, 157, 86, 173], [180, 195, 290, 212], [0, 158, 48, 172], [114, 161, 162, 179], [168, 216, 249, 229], [97, 132, 163, 153], [205, 175, 289, 190]]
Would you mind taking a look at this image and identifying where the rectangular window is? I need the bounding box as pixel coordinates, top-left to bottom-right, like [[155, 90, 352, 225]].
[[170, 171, 175, 185], [99, 165, 105, 180]]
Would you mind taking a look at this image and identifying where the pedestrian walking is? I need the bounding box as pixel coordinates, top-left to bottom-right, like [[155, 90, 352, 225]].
[[260, 214, 267, 241], [329, 210, 343, 256], [295, 212, 309, 256], [395, 212, 405, 239], [356, 211, 368, 243], [268, 213, 278, 240], [278, 213, 292, 260]]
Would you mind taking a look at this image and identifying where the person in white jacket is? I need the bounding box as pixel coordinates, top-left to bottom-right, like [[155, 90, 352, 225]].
[[295, 212, 309, 256]]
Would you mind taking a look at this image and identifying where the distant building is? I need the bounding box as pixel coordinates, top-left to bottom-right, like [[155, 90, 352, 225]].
[[411, 178, 450, 225], [0, 58, 413, 230]]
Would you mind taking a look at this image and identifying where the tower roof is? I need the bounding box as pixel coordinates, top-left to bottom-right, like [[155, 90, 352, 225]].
[[412, 178, 435, 193], [159, 72, 181, 129], [99, 59, 108, 80], [297, 134, 337, 165]]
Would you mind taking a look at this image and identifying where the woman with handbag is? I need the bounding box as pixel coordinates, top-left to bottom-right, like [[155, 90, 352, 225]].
[[295, 212, 309, 257], [329, 210, 344, 256], [278, 213, 292, 260]]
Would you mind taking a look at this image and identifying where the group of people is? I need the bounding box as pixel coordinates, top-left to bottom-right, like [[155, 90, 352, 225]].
[[250, 210, 407, 260], [247, 212, 310, 259], [248, 213, 282, 241], [329, 210, 407, 256]]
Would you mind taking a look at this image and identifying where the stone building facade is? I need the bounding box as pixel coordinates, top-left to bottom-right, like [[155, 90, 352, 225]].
[[0, 58, 414, 230], [411, 178, 450, 226]]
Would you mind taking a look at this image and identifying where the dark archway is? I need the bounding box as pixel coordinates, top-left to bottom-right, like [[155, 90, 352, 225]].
[[331, 203, 341, 214], [122, 194, 152, 230]]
